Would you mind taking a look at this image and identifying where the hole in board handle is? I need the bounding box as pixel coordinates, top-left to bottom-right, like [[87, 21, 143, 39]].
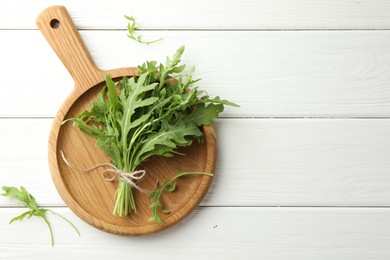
[[50, 19, 60, 29]]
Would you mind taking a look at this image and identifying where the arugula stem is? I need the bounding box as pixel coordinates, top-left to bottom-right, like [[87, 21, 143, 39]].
[[46, 209, 81, 237], [114, 180, 136, 216], [124, 182, 129, 215], [149, 172, 213, 225], [156, 172, 213, 200], [113, 189, 119, 215], [128, 120, 154, 165], [144, 38, 163, 45], [41, 214, 54, 247], [23, 201, 55, 246], [130, 186, 136, 213], [129, 121, 151, 150]]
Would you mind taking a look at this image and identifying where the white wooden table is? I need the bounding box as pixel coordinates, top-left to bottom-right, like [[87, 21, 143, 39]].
[[1, 1, 390, 259]]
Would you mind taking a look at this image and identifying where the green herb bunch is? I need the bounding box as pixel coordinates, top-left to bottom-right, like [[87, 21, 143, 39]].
[[69, 46, 237, 221]]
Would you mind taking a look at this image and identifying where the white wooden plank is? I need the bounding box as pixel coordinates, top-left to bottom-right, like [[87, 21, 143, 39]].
[[1, 0, 390, 29], [2, 30, 390, 117], [0, 207, 390, 259], [1, 118, 390, 207]]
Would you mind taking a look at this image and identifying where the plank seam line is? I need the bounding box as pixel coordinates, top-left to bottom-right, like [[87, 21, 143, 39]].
[[1, 28, 390, 32]]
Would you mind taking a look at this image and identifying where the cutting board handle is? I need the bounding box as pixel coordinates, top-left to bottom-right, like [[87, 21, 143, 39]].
[[36, 6, 104, 92]]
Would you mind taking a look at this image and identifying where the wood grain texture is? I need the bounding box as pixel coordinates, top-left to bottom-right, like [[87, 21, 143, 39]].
[[2, 0, 390, 29], [1, 207, 390, 259], [2, 30, 390, 117], [36, 6, 104, 93], [1, 118, 390, 207]]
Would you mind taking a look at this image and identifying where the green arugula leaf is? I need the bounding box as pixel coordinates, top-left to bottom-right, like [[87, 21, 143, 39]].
[[206, 96, 240, 107], [125, 15, 163, 45], [148, 172, 213, 225], [134, 120, 202, 166], [159, 46, 185, 88], [105, 74, 119, 112], [187, 103, 224, 126], [1, 186, 80, 246], [9, 210, 33, 224]]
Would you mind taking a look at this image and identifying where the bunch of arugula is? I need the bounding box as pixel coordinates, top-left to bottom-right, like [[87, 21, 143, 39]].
[[69, 46, 237, 223]]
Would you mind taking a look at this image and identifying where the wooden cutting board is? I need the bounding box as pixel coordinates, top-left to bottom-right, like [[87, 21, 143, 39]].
[[36, 5, 216, 235]]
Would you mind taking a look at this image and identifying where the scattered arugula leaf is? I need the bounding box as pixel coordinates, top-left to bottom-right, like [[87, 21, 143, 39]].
[[125, 15, 163, 45], [69, 46, 238, 222], [148, 172, 213, 225], [1, 186, 80, 246]]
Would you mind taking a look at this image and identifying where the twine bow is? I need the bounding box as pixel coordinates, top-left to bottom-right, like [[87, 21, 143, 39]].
[[60, 151, 148, 193]]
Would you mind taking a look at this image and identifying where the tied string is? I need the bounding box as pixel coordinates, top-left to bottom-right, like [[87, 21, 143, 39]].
[[60, 151, 148, 194]]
